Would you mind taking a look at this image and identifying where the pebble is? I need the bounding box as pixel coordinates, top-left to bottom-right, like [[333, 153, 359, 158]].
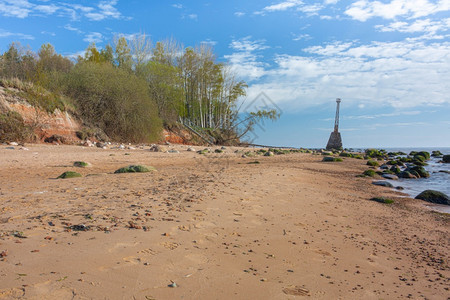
[[168, 282, 177, 288]]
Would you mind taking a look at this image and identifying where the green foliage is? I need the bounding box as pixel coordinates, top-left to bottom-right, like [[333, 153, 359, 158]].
[[57, 171, 82, 179], [365, 148, 386, 159], [114, 165, 155, 173], [139, 61, 184, 123], [0, 111, 33, 142], [370, 197, 394, 204], [65, 62, 162, 143], [367, 160, 379, 167]]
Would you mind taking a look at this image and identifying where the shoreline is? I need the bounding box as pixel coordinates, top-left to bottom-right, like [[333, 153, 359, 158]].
[[0, 144, 449, 299]]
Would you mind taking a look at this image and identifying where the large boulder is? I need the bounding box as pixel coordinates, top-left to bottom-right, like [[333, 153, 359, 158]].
[[415, 190, 449, 205], [443, 155, 450, 163], [372, 181, 394, 187]]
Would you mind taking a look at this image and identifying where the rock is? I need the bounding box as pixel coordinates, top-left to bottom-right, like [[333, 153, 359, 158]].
[[398, 171, 417, 179], [96, 142, 107, 148], [119, 144, 125, 150], [443, 155, 450, 163], [168, 282, 177, 288], [45, 135, 66, 144], [214, 149, 224, 153], [19, 147, 29, 151], [149, 144, 165, 152], [83, 140, 94, 147], [380, 164, 389, 170], [264, 151, 274, 157], [415, 190, 449, 205], [322, 156, 343, 162], [57, 171, 82, 179], [367, 160, 379, 167], [5, 146, 15, 150], [372, 181, 394, 188], [396, 186, 404, 190], [114, 165, 156, 173], [73, 161, 90, 168], [439, 170, 450, 174], [382, 174, 399, 180], [9, 142, 18, 146], [363, 169, 377, 177], [167, 149, 180, 153], [187, 147, 196, 152], [406, 166, 430, 178], [370, 197, 394, 204], [432, 150, 443, 157]]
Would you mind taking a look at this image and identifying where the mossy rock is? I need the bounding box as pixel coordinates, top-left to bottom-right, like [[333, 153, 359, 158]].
[[114, 165, 156, 174], [407, 166, 430, 178], [370, 197, 394, 204], [367, 160, 379, 167], [247, 161, 260, 164], [322, 152, 333, 156], [415, 190, 449, 205], [363, 169, 377, 177], [339, 152, 353, 157], [214, 149, 224, 153], [443, 155, 450, 163], [322, 156, 342, 162], [73, 161, 90, 168], [389, 166, 401, 174], [353, 155, 364, 160], [57, 171, 82, 179], [431, 150, 443, 157]]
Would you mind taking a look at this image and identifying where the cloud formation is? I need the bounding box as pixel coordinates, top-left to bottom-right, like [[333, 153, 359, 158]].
[[0, 0, 125, 21]]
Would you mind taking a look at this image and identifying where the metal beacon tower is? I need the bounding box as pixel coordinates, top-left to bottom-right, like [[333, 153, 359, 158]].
[[326, 98, 343, 150]]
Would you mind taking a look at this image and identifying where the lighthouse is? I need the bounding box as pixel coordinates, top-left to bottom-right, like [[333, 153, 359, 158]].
[[326, 98, 343, 150]]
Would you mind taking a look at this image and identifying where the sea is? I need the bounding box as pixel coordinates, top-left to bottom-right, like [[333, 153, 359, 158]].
[[356, 147, 450, 214]]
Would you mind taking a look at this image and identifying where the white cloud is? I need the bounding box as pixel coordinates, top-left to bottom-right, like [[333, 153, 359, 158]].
[[234, 11, 245, 17], [0, 0, 125, 21], [231, 40, 450, 111], [201, 39, 217, 46], [345, 0, 450, 22], [64, 24, 83, 34], [263, 0, 304, 12], [172, 4, 183, 9], [188, 13, 198, 20], [230, 36, 269, 52], [324, 0, 339, 4], [83, 32, 103, 43], [375, 18, 450, 37], [292, 33, 311, 41], [0, 0, 32, 18], [225, 37, 269, 81], [0, 28, 34, 39]]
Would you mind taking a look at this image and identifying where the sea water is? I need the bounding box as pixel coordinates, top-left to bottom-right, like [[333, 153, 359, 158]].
[[382, 148, 450, 214]]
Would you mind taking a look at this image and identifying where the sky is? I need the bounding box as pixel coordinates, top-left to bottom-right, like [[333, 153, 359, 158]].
[[0, 0, 449, 148]]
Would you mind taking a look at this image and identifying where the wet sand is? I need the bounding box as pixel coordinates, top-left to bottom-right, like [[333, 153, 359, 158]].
[[0, 144, 449, 299]]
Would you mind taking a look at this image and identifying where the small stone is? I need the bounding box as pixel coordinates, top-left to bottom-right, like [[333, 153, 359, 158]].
[[168, 282, 177, 288], [372, 181, 394, 188]]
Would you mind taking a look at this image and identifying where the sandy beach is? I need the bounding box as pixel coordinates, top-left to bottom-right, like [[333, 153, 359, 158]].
[[0, 144, 448, 299]]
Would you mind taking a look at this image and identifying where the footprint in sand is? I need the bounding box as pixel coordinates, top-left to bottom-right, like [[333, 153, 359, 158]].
[[138, 248, 158, 256], [160, 242, 179, 250], [107, 242, 139, 253]]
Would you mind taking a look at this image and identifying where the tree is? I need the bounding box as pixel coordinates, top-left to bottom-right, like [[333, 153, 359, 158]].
[[114, 36, 132, 70]]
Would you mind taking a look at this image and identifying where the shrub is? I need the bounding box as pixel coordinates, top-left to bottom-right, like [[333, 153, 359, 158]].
[[73, 161, 89, 168], [65, 62, 162, 143], [0, 111, 33, 142], [339, 152, 353, 157]]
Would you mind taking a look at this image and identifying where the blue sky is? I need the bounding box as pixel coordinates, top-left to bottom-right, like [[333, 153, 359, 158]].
[[1, 0, 449, 148]]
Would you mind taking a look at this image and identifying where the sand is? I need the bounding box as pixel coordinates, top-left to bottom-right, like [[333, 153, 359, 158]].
[[0, 144, 448, 299]]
